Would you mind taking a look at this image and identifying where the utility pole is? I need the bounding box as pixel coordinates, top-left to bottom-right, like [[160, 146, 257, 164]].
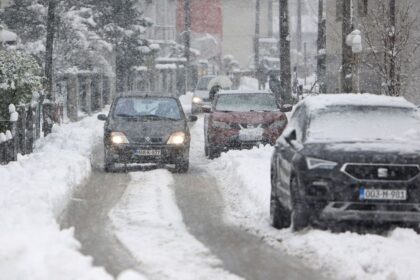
[[341, 0, 353, 93], [268, 0, 273, 37], [254, 0, 261, 72], [45, 0, 56, 100], [43, 0, 57, 136], [389, 0, 397, 96], [184, 0, 191, 92], [279, 0, 291, 100], [316, 0, 326, 93], [297, 0, 302, 53]]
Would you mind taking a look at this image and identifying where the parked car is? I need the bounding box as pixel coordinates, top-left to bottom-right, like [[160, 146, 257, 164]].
[[98, 94, 197, 173], [204, 90, 291, 158], [270, 94, 420, 231], [191, 75, 232, 114]]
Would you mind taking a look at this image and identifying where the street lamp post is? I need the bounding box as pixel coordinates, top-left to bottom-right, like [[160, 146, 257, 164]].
[[346, 29, 363, 93]]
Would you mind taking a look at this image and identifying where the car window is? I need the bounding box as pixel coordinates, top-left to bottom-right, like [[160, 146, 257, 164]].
[[214, 94, 279, 112], [113, 97, 182, 120], [307, 106, 420, 142]]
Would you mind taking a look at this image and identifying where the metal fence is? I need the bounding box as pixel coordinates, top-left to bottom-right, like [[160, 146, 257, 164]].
[[0, 102, 43, 165]]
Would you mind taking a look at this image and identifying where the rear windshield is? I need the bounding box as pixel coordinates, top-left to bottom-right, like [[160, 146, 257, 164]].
[[307, 106, 420, 142], [113, 97, 182, 120], [214, 93, 279, 112]]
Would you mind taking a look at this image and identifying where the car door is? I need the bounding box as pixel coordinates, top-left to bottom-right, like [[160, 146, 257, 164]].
[[275, 106, 305, 209]]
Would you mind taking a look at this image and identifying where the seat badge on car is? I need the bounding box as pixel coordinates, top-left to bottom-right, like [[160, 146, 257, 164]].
[[378, 168, 389, 178]]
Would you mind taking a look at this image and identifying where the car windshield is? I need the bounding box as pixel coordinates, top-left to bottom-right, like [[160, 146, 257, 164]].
[[113, 97, 182, 120], [307, 106, 420, 142], [196, 76, 214, 90], [214, 93, 279, 112]]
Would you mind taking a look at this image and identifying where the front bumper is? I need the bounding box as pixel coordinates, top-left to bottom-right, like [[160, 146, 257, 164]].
[[209, 128, 281, 149], [106, 143, 189, 164], [298, 168, 420, 223], [321, 202, 420, 223]]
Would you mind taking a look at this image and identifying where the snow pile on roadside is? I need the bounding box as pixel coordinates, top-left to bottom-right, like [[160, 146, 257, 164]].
[[0, 115, 111, 280], [110, 170, 241, 280], [206, 146, 420, 280], [179, 91, 193, 114]]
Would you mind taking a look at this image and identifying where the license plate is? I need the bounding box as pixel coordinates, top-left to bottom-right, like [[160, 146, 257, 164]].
[[136, 150, 161, 156], [239, 128, 263, 142], [359, 188, 407, 201]]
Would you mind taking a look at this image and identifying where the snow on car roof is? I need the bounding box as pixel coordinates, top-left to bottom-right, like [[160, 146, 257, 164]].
[[218, 89, 273, 95], [302, 93, 416, 110]]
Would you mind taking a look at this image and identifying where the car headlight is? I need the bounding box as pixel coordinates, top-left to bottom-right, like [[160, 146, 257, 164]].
[[268, 120, 287, 129], [212, 120, 231, 129], [111, 132, 129, 144], [192, 97, 203, 104], [167, 132, 186, 145], [306, 157, 337, 170]]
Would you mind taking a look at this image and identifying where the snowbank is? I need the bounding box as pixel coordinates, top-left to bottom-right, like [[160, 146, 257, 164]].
[[205, 144, 420, 280], [179, 91, 193, 114], [109, 170, 241, 280], [0, 115, 111, 280]]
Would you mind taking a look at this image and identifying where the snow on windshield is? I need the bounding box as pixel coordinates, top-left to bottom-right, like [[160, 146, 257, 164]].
[[215, 94, 278, 112], [307, 106, 420, 142], [114, 97, 181, 120]]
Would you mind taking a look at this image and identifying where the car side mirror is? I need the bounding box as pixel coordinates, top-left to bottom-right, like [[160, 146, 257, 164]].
[[188, 115, 198, 122], [97, 114, 108, 121], [281, 104, 293, 113], [202, 105, 212, 113]]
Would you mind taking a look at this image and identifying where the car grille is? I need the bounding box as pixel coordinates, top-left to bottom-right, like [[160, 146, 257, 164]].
[[341, 163, 420, 182], [134, 137, 164, 144]]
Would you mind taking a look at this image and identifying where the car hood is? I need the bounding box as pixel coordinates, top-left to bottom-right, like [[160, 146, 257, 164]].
[[302, 140, 420, 164], [108, 118, 187, 143], [212, 111, 286, 124]]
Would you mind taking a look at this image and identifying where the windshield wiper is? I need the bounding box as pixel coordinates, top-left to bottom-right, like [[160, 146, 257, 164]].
[[116, 113, 138, 118]]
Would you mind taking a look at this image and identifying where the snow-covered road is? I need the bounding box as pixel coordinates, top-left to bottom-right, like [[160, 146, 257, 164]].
[[4, 93, 420, 280]]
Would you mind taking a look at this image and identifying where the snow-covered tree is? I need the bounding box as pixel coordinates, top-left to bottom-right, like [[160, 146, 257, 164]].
[[89, 0, 153, 91], [362, 0, 420, 96], [0, 50, 42, 130]]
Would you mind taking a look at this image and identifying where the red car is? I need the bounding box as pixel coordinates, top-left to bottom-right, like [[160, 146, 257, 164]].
[[204, 90, 291, 158]]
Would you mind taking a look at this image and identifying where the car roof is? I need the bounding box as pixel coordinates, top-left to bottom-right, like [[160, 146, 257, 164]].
[[301, 93, 416, 111], [218, 89, 273, 95], [117, 92, 176, 99]]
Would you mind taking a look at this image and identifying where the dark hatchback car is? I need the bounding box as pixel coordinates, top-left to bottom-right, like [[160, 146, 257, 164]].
[[204, 90, 291, 158], [270, 94, 420, 231], [98, 95, 197, 173]]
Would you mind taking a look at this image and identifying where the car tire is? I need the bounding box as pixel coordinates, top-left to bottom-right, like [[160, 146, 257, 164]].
[[104, 148, 115, 173], [208, 146, 220, 159], [290, 177, 310, 231], [270, 170, 291, 229], [175, 159, 189, 173]]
